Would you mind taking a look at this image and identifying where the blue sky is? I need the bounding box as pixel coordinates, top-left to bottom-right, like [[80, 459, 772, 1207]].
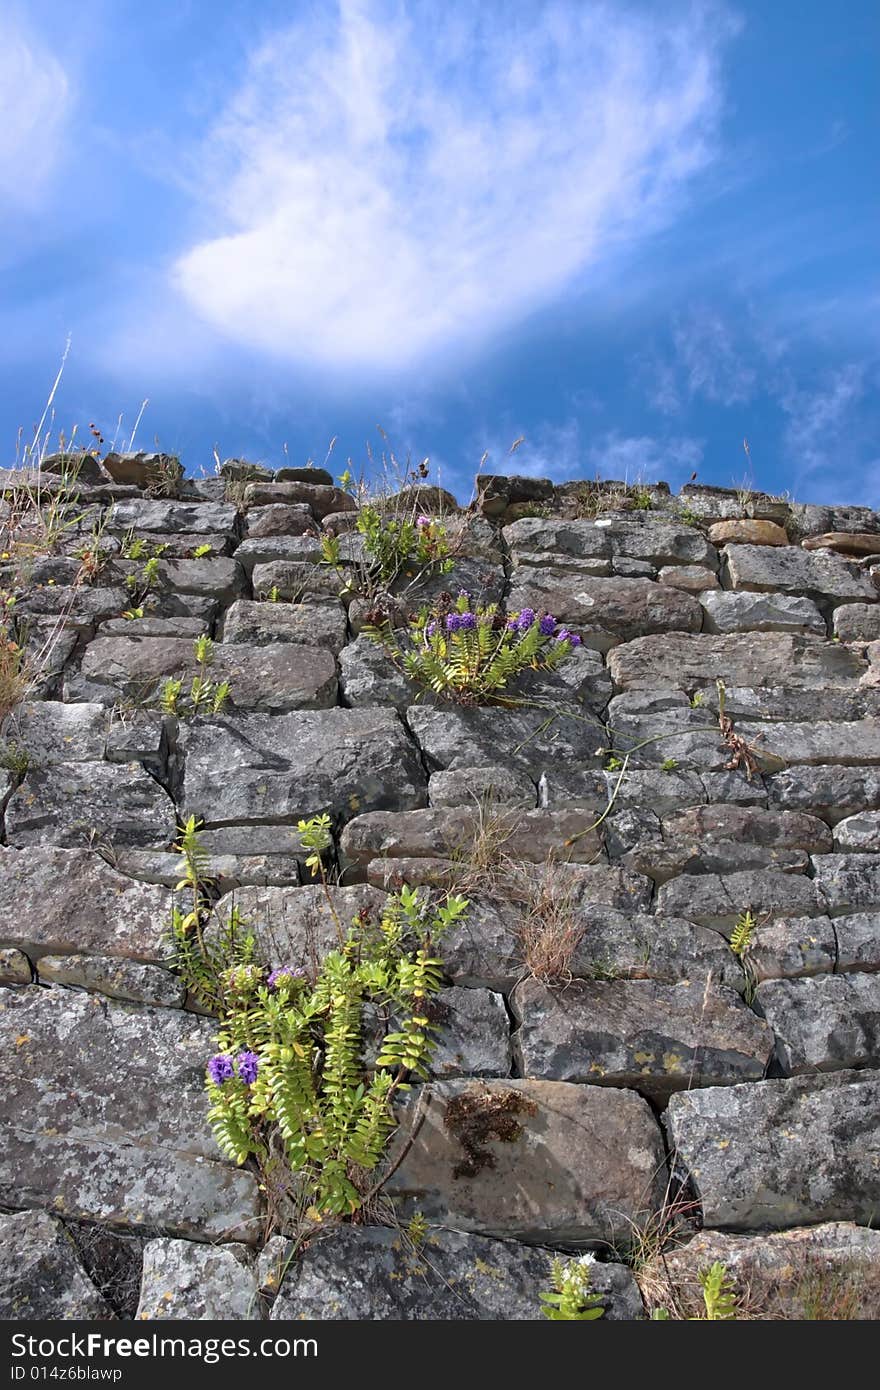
[[1, 0, 877, 504]]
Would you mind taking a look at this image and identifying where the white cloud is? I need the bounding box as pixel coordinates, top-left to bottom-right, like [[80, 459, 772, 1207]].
[[0, 18, 70, 205], [779, 364, 870, 498], [172, 0, 734, 371], [586, 431, 703, 486]]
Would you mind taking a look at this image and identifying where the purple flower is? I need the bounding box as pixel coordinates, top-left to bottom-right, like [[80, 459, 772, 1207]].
[[570, 634, 582, 646], [416, 515, 431, 527], [459, 611, 477, 629], [539, 614, 557, 635], [426, 620, 437, 637], [506, 617, 519, 630], [445, 612, 462, 632], [207, 1053, 235, 1086], [458, 589, 470, 599], [267, 965, 306, 990], [517, 608, 536, 631], [237, 1050, 260, 1086]]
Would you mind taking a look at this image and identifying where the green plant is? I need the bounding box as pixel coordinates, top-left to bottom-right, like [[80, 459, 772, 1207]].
[[122, 607, 144, 621], [678, 506, 702, 528], [193, 543, 213, 558], [632, 488, 653, 511], [730, 909, 757, 959], [540, 1255, 605, 1320], [321, 501, 454, 602], [267, 585, 282, 603], [0, 739, 30, 774], [661, 757, 679, 771], [689, 691, 703, 708], [145, 454, 184, 498], [605, 755, 624, 771], [172, 818, 469, 1217], [0, 632, 29, 723], [160, 638, 231, 716], [364, 592, 581, 706], [699, 1261, 738, 1320]]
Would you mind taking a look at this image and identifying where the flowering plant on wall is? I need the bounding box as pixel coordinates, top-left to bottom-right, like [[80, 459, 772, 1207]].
[[363, 589, 581, 704]]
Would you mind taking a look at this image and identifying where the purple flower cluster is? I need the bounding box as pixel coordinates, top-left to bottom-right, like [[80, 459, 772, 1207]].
[[505, 608, 582, 647], [517, 607, 536, 630], [207, 1050, 261, 1087], [207, 1053, 234, 1085], [237, 1050, 260, 1086], [416, 515, 431, 528], [555, 629, 582, 646], [267, 965, 307, 990]]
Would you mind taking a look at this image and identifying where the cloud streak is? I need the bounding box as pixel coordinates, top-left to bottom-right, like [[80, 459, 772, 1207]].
[[0, 17, 70, 209], [172, 0, 734, 372]]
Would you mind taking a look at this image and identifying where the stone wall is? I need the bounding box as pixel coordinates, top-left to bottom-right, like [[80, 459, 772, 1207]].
[[1, 456, 879, 1320]]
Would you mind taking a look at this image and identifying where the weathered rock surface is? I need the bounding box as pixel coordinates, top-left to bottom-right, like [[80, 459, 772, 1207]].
[[802, 531, 880, 555], [385, 1078, 667, 1245], [428, 765, 537, 808], [834, 602, 880, 643], [747, 915, 838, 982], [699, 590, 825, 635], [221, 599, 348, 653], [504, 515, 715, 569], [108, 500, 239, 535], [270, 1224, 642, 1320], [656, 869, 827, 932], [812, 854, 880, 915], [608, 631, 864, 690], [1, 701, 108, 764], [506, 573, 702, 649], [0, 846, 170, 959], [37, 954, 185, 1007], [658, 1223, 880, 1320], [665, 1071, 880, 1230], [4, 761, 177, 849], [833, 911, 880, 972], [406, 704, 605, 774], [757, 972, 880, 1073], [768, 765, 880, 823], [213, 884, 388, 968], [136, 1240, 259, 1320], [708, 519, 789, 547], [723, 543, 876, 602], [69, 635, 339, 711], [0, 986, 260, 1240], [0, 947, 31, 984], [243, 481, 355, 518], [0, 1210, 113, 1319], [179, 709, 427, 825], [511, 978, 771, 1098], [833, 811, 880, 851], [339, 807, 605, 872]]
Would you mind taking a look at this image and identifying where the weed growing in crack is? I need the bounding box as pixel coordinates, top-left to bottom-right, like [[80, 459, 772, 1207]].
[[540, 1254, 605, 1320]]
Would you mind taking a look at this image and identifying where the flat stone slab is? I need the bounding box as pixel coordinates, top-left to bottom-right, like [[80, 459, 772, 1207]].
[[768, 766, 880, 824], [747, 914, 837, 982], [0, 846, 171, 960], [179, 708, 427, 826], [385, 1078, 667, 1245], [69, 635, 338, 711], [812, 854, 880, 915], [699, 590, 825, 635], [736, 719, 880, 766], [657, 1223, 880, 1320], [0, 947, 31, 984], [665, 1071, 880, 1230], [221, 600, 348, 653], [270, 1224, 643, 1320], [107, 500, 239, 534], [833, 911, 880, 972], [510, 978, 771, 1099], [608, 632, 864, 690], [4, 760, 177, 849], [833, 811, 880, 850], [339, 807, 604, 872], [708, 519, 788, 546], [723, 543, 876, 602], [428, 765, 537, 808], [504, 515, 715, 568], [756, 972, 880, 1073], [0, 701, 108, 765], [506, 573, 701, 649], [37, 954, 185, 1007], [0, 986, 260, 1241], [0, 1210, 113, 1319], [406, 705, 605, 775], [656, 869, 827, 933], [136, 1239, 259, 1320], [364, 986, 511, 1080], [834, 602, 880, 642]]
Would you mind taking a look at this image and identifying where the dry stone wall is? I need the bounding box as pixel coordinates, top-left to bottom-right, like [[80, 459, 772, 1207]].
[[1, 459, 880, 1320]]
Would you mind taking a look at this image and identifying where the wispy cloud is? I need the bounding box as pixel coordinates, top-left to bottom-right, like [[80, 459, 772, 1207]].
[[779, 363, 874, 500], [0, 16, 70, 208], [586, 431, 703, 486], [171, 0, 735, 372], [645, 305, 758, 414]]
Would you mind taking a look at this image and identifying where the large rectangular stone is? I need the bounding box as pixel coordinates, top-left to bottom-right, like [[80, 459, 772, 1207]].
[[180, 709, 427, 826], [608, 632, 864, 691], [723, 544, 876, 602], [665, 1072, 880, 1230], [756, 973, 880, 1074], [737, 720, 880, 767], [656, 870, 827, 933], [506, 574, 701, 649]]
